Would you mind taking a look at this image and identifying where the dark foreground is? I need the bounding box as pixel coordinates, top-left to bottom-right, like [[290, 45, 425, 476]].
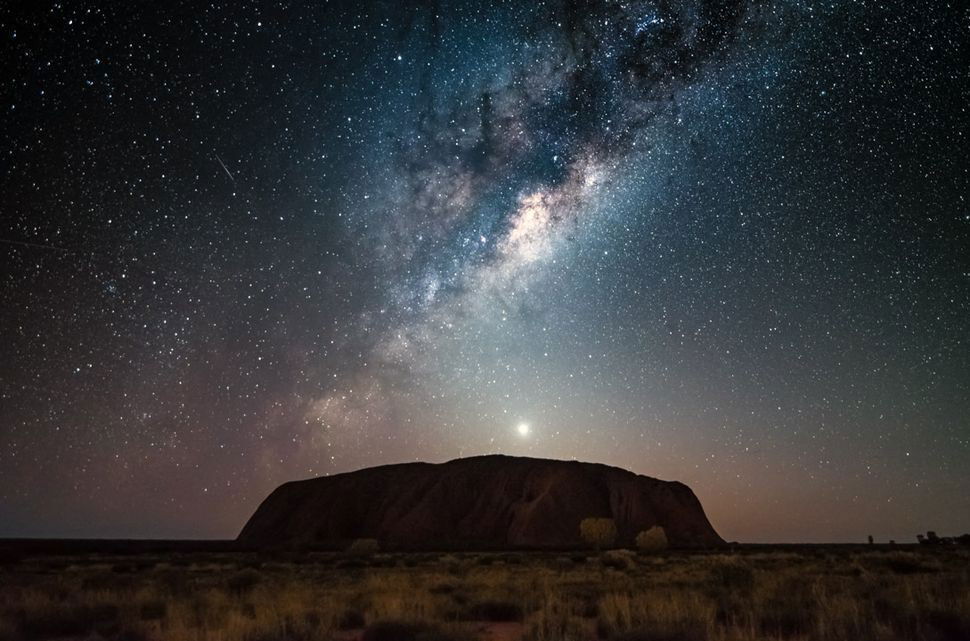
[[1, 543, 968, 641]]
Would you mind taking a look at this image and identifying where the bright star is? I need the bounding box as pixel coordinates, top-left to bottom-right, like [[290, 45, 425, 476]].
[[517, 422, 530, 437]]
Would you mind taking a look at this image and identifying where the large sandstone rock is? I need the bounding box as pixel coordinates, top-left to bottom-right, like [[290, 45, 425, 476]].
[[237, 455, 723, 549]]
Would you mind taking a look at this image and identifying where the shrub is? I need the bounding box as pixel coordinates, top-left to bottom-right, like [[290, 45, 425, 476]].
[[526, 610, 589, 641], [635, 527, 668, 552], [611, 623, 707, 641], [18, 603, 119, 640], [0, 619, 18, 641], [759, 596, 813, 637], [428, 582, 458, 595], [602, 550, 636, 571], [462, 600, 524, 622], [708, 557, 755, 591], [923, 609, 970, 640], [363, 622, 418, 641], [882, 552, 939, 574], [347, 538, 380, 555], [226, 568, 262, 594], [362, 621, 458, 641], [580, 518, 617, 550], [0, 549, 25, 566], [336, 558, 367, 569], [338, 608, 366, 630], [139, 600, 167, 621], [82, 570, 134, 590]]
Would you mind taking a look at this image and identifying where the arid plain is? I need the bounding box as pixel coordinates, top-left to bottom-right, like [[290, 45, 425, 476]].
[[2, 543, 969, 641]]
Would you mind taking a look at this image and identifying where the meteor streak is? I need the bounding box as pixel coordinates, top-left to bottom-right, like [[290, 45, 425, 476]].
[[214, 154, 235, 182]]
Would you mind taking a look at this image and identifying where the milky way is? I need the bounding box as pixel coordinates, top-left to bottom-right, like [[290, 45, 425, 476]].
[[1, 0, 968, 542]]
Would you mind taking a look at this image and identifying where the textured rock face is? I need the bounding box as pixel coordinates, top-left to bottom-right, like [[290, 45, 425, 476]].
[[237, 455, 723, 549]]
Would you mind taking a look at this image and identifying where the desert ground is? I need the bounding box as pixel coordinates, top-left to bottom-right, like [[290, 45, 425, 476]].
[[1, 544, 968, 641]]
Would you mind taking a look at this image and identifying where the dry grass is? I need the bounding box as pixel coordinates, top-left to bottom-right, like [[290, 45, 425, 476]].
[[0, 547, 968, 640]]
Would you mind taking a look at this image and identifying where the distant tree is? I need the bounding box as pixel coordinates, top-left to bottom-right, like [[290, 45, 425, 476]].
[[636, 526, 669, 552], [917, 534, 927, 545], [580, 518, 617, 550], [868, 535, 874, 545]]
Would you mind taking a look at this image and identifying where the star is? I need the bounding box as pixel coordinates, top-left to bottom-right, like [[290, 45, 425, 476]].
[[0, 0, 965, 545]]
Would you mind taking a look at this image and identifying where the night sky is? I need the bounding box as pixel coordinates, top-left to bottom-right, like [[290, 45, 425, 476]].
[[1, 0, 967, 543]]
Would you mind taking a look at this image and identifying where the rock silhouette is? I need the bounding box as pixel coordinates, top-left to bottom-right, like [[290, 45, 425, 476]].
[[238, 455, 723, 549]]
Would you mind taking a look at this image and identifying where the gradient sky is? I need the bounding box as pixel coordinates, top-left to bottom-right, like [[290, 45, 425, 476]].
[[1, 0, 967, 543]]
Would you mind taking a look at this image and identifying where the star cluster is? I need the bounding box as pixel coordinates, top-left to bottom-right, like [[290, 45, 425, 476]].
[[1, 0, 967, 542]]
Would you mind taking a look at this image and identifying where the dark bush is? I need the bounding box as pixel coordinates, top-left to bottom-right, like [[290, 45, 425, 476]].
[[18, 603, 119, 640], [362, 621, 458, 641], [155, 568, 190, 595], [601, 552, 635, 571], [610, 623, 707, 641], [759, 596, 813, 637], [429, 582, 458, 595], [713, 593, 749, 627], [923, 609, 970, 641], [82, 570, 136, 591], [227, 568, 262, 594], [139, 600, 167, 621], [338, 609, 366, 630], [462, 600, 524, 622], [347, 538, 380, 555], [883, 554, 938, 575], [303, 610, 323, 629], [708, 559, 754, 591], [0, 549, 26, 566], [336, 558, 367, 570]]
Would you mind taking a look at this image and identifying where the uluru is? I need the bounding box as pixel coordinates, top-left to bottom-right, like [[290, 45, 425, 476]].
[[238, 455, 723, 549]]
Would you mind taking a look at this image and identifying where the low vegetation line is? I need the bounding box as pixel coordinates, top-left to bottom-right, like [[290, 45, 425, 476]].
[[0, 547, 968, 641]]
